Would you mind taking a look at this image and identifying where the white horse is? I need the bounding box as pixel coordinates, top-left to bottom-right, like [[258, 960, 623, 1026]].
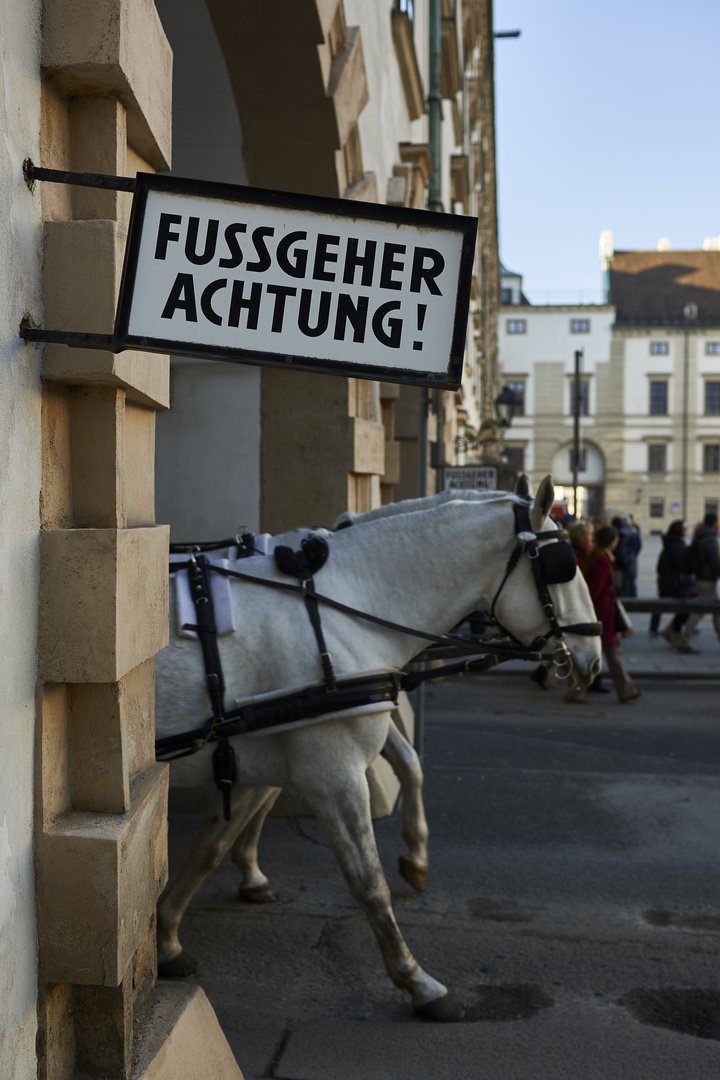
[[156, 476, 601, 1021], [230, 483, 530, 902], [231, 477, 536, 902]]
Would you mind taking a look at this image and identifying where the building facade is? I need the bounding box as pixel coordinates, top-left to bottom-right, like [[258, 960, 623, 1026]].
[[498, 245, 720, 532], [154, 0, 501, 538], [1, 2, 500, 1077]]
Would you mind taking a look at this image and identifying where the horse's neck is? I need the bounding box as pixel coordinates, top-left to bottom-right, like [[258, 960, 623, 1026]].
[[333, 498, 515, 651]]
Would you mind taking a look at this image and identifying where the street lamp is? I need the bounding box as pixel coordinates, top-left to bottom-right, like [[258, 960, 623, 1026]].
[[495, 385, 517, 429]]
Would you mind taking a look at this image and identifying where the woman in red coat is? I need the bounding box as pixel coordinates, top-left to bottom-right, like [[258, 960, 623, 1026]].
[[583, 524, 641, 704]]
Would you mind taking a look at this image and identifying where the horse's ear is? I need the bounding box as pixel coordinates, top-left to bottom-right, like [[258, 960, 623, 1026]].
[[530, 475, 555, 533], [515, 473, 531, 498]]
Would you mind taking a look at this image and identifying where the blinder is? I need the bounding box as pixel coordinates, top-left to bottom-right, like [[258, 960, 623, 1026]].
[[489, 500, 602, 679], [537, 539, 577, 585]]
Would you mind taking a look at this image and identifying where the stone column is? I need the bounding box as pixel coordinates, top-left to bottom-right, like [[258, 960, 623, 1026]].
[[34, 2, 242, 1077]]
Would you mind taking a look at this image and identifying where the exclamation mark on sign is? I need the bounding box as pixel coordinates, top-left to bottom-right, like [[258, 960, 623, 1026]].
[[413, 304, 427, 351]]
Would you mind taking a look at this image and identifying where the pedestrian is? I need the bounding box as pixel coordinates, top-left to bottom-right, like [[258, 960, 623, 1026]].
[[565, 524, 641, 704], [621, 514, 642, 597], [651, 520, 691, 641], [675, 511, 720, 653], [610, 515, 629, 595]]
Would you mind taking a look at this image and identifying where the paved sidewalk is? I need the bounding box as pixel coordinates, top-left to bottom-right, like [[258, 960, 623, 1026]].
[[616, 533, 719, 680]]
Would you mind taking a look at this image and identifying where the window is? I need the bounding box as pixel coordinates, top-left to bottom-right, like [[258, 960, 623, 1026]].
[[706, 498, 719, 516], [649, 380, 668, 415], [505, 380, 525, 416], [703, 444, 720, 473], [568, 446, 587, 472], [705, 381, 720, 415], [506, 319, 526, 334], [570, 318, 590, 333], [503, 446, 525, 472], [648, 444, 667, 473], [706, 342, 720, 355], [501, 288, 513, 305], [649, 497, 665, 518], [650, 341, 669, 355]]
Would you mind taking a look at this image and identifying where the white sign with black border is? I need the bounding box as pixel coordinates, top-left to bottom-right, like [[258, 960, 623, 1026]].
[[114, 174, 477, 389], [443, 465, 498, 492]]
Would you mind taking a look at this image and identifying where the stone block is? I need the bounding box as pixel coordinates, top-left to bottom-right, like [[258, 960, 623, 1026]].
[[38, 525, 169, 683], [382, 440, 401, 486], [132, 984, 244, 1079], [351, 416, 385, 475], [42, 218, 169, 408], [327, 27, 369, 146], [37, 764, 168, 986], [42, 0, 172, 170]]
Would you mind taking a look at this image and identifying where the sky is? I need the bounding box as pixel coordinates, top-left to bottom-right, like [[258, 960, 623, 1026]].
[[493, 0, 720, 303]]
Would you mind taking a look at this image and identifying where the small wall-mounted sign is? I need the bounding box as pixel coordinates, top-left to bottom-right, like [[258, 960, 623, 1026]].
[[114, 174, 477, 389], [443, 465, 498, 492]]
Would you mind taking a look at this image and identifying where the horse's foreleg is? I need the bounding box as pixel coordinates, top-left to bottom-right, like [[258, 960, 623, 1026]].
[[381, 719, 429, 892], [231, 789, 281, 902], [298, 766, 463, 1021], [157, 784, 279, 975]]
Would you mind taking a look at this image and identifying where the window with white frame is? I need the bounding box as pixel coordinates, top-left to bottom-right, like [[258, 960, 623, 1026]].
[[648, 444, 667, 473], [705, 381, 720, 415], [703, 444, 720, 473], [706, 342, 720, 355], [506, 319, 526, 334], [570, 318, 590, 333], [505, 379, 525, 416], [503, 446, 525, 472], [650, 341, 669, 355], [649, 380, 668, 415]]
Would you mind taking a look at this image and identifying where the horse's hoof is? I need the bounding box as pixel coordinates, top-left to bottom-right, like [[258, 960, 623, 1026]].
[[399, 855, 427, 893], [157, 952, 198, 978], [238, 883, 280, 904], [415, 992, 465, 1022]]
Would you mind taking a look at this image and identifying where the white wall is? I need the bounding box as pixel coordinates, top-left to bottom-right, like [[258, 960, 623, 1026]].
[[0, 0, 42, 1073]]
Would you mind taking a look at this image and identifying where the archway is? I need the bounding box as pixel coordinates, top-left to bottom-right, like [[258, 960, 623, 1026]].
[[551, 440, 605, 518]]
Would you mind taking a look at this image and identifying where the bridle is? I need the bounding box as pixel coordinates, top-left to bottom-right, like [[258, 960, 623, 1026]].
[[489, 500, 602, 680]]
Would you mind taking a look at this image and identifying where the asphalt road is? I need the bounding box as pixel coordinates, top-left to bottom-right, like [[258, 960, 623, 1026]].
[[162, 648, 720, 1080]]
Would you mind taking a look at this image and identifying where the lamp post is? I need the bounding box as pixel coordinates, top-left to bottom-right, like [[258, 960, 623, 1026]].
[[682, 302, 698, 520], [495, 384, 517, 430], [572, 349, 583, 517]]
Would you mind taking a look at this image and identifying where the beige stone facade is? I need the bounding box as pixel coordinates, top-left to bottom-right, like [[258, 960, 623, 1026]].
[[1, 3, 501, 1076], [1, 0, 241, 1076], [499, 275, 720, 532]]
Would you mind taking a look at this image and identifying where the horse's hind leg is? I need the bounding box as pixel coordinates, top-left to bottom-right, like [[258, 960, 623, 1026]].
[[157, 784, 279, 976], [294, 757, 463, 1021], [232, 789, 281, 903], [381, 719, 429, 893]]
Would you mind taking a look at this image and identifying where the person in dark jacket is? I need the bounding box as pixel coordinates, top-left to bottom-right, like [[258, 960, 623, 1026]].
[[565, 525, 641, 704], [676, 512, 720, 651], [621, 514, 642, 597], [650, 520, 690, 639]]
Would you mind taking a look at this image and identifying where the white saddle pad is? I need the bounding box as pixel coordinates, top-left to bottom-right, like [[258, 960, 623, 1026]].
[[175, 559, 236, 639]]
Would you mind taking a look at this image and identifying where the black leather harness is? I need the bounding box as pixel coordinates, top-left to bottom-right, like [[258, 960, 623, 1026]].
[[489, 501, 602, 678], [159, 508, 601, 817]]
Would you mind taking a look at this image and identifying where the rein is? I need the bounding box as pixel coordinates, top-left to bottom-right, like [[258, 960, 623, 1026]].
[[160, 503, 600, 816]]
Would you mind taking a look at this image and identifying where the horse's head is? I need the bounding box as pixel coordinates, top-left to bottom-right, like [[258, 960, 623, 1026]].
[[489, 475, 602, 688]]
